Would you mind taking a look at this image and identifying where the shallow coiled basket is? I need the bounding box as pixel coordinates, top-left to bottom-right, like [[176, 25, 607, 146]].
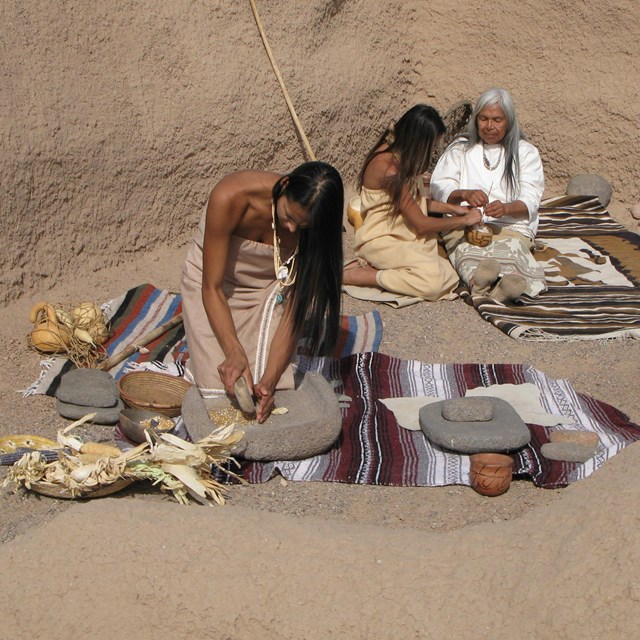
[[118, 371, 191, 417]]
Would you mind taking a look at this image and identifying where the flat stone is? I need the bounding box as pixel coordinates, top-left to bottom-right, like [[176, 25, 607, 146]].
[[181, 384, 215, 442], [541, 442, 598, 463], [419, 397, 530, 454], [203, 372, 342, 461], [567, 174, 613, 207], [549, 430, 600, 446], [57, 398, 124, 425], [630, 203, 640, 221], [442, 397, 493, 422], [56, 368, 119, 408]]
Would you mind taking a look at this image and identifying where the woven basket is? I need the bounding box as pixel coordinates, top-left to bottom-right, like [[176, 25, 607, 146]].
[[118, 371, 191, 417], [29, 477, 133, 500]]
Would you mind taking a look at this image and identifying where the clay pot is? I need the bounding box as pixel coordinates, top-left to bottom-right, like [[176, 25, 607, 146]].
[[469, 453, 513, 496]]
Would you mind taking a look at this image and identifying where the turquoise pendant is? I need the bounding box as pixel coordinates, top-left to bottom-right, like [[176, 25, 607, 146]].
[[276, 292, 283, 304]]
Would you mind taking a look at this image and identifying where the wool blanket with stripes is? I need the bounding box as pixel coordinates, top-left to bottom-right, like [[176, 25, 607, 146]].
[[238, 352, 640, 489], [24, 283, 383, 396], [459, 195, 640, 340]]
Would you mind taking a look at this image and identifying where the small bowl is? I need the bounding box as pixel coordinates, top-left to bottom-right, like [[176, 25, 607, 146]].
[[469, 453, 513, 497], [118, 371, 191, 417], [119, 408, 175, 444]]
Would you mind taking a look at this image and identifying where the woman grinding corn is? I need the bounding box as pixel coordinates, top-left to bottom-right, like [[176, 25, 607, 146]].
[[181, 162, 344, 422]]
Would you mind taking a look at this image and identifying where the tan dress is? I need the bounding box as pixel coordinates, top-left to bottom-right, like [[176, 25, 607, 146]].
[[353, 186, 459, 300], [180, 208, 295, 396]]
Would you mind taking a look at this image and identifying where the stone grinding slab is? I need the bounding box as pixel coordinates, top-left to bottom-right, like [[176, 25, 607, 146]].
[[419, 397, 531, 454], [191, 373, 342, 461]]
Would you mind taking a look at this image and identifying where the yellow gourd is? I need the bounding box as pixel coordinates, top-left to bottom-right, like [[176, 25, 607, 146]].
[[72, 302, 102, 328], [29, 302, 71, 353]]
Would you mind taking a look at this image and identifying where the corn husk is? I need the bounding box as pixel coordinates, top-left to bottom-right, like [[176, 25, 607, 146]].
[[3, 418, 245, 505]]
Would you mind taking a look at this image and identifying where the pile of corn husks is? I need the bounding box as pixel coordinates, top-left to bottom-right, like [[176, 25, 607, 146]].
[[3, 415, 244, 505]]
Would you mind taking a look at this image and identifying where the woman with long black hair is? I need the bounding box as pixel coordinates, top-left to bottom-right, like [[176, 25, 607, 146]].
[[181, 161, 343, 422], [343, 104, 481, 299]]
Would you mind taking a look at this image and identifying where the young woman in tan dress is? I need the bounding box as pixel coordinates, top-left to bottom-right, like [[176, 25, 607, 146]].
[[181, 162, 343, 422], [343, 104, 481, 300]]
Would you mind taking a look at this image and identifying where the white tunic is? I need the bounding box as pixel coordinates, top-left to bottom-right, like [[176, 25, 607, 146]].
[[431, 139, 545, 239]]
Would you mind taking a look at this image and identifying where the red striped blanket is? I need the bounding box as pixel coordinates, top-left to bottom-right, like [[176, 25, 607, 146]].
[[238, 352, 640, 489]]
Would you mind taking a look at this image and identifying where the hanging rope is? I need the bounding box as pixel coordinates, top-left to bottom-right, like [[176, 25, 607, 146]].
[[248, 0, 317, 161]]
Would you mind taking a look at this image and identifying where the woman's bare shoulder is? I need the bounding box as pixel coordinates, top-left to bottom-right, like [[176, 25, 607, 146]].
[[363, 149, 397, 190], [214, 170, 278, 193]]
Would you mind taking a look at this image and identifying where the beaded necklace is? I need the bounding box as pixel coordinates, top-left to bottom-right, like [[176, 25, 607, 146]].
[[271, 202, 298, 302], [482, 142, 503, 171]]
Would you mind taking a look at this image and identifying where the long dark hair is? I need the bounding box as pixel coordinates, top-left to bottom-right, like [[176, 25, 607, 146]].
[[272, 161, 344, 355], [358, 104, 446, 216]]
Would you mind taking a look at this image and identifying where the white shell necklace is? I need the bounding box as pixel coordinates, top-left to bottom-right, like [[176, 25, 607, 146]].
[[482, 142, 503, 171], [272, 202, 298, 301]]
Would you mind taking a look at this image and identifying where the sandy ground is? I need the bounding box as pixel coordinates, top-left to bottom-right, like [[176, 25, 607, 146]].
[[2, 0, 640, 637], [1, 213, 640, 638]]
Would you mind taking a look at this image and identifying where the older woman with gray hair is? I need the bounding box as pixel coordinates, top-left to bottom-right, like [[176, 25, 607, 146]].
[[430, 88, 546, 301]]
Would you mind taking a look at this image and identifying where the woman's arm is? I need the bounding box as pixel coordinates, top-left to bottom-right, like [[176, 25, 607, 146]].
[[398, 182, 482, 235], [486, 143, 545, 220], [201, 174, 252, 393], [253, 299, 298, 423]]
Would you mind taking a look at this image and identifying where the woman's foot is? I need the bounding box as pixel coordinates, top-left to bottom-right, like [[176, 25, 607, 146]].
[[470, 258, 501, 294], [343, 262, 380, 287], [490, 274, 527, 302]]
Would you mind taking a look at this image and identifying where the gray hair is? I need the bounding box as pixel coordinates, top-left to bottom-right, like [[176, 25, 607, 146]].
[[465, 88, 526, 199]]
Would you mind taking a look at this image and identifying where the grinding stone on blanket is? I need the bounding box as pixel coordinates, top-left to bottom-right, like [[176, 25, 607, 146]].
[[419, 397, 530, 454], [183, 373, 342, 461], [55, 368, 123, 425], [540, 442, 598, 463]]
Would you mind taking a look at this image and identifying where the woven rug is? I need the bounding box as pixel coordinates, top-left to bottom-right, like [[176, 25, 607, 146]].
[[237, 352, 640, 489], [24, 283, 383, 396], [459, 195, 640, 340]]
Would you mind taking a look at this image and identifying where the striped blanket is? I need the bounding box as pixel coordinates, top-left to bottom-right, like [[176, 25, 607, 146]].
[[24, 283, 383, 396], [459, 195, 640, 340], [239, 352, 640, 489]]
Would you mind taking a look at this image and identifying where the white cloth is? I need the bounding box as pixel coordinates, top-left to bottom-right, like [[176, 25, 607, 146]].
[[431, 140, 545, 239], [381, 382, 574, 432]]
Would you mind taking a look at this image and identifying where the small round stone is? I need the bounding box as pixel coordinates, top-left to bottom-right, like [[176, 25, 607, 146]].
[[566, 175, 613, 207], [540, 442, 598, 463], [549, 430, 599, 446]]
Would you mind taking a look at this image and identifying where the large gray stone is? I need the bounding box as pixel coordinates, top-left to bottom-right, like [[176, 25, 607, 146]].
[[57, 398, 124, 425], [419, 397, 530, 454], [202, 372, 342, 461], [567, 174, 613, 207], [56, 368, 119, 408], [181, 384, 215, 442]]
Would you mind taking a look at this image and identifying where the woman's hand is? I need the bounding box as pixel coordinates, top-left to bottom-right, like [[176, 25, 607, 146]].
[[484, 200, 507, 218], [447, 204, 471, 217], [463, 208, 483, 227], [254, 379, 276, 423], [463, 189, 489, 208], [217, 347, 252, 395]]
